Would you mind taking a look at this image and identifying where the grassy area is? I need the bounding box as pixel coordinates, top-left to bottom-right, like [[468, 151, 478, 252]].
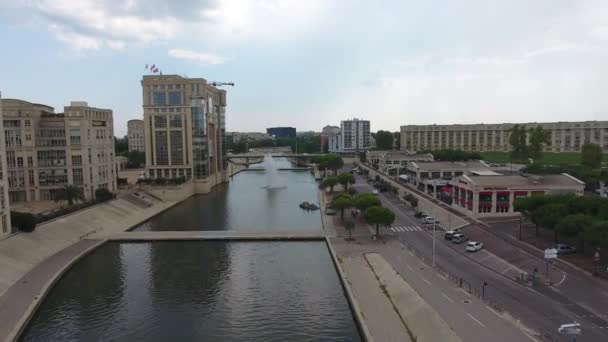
[[480, 152, 608, 165]]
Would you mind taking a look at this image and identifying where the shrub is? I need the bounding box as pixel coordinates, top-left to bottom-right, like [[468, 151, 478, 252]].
[[95, 188, 114, 203], [11, 211, 38, 232]]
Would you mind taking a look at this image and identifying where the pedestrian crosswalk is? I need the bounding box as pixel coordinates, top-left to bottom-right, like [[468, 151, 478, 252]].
[[389, 226, 423, 232]]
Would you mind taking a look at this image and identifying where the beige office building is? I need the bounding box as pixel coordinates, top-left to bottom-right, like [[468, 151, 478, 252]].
[[0, 99, 116, 203], [141, 74, 227, 192], [127, 119, 144, 152], [401, 121, 608, 153], [0, 93, 12, 237]]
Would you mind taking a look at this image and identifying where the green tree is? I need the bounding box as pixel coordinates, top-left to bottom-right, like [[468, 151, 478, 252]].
[[364, 205, 395, 237], [120, 150, 146, 168], [320, 176, 339, 193], [114, 136, 128, 154], [528, 126, 551, 161], [581, 143, 602, 169], [509, 124, 528, 163], [393, 132, 401, 150], [55, 185, 84, 206], [332, 195, 353, 220], [584, 221, 608, 247], [375, 130, 394, 150], [532, 203, 570, 242], [95, 188, 114, 202], [354, 193, 381, 211], [338, 172, 355, 192], [345, 220, 355, 240], [10, 211, 37, 232], [557, 214, 594, 251]]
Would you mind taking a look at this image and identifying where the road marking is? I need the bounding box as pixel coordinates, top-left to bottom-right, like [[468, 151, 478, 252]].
[[466, 313, 485, 327], [486, 305, 502, 318], [477, 253, 494, 262], [437, 273, 447, 280], [459, 288, 472, 297], [554, 271, 567, 287], [441, 292, 455, 303], [501, 266, 513, 274], [523, 331, 539, 341], [421, 277, 431, 285], [406, 264, 414, 271], [408, 251, 414, 257]]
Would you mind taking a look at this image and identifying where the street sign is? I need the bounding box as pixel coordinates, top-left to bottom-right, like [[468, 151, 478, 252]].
[[545, 248, 558, 259]]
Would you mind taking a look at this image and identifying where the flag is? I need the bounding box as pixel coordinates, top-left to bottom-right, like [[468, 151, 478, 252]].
[[159, 69, 162, 75], [151, 64, 155, 71], [145, 64, 148, 70]]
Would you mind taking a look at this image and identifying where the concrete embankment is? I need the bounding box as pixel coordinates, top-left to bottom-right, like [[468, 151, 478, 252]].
[[105, 230, 325, 241]]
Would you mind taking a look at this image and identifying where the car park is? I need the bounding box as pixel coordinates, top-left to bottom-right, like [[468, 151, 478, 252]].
[[451, 233, 469, 244], [444, 229, 461, 240], [465, 241, 483, 252], [554, 244, 576, 255]]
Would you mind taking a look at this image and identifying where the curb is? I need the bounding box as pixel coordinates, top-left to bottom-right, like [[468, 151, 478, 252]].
[[7, 239, 107, 342], [326, 238, 373, 342]]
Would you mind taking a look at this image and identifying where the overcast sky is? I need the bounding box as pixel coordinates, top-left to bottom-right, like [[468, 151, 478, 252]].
[[1, 0, 607, 136]]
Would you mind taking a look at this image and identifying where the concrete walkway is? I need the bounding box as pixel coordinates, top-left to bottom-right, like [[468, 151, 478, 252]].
[[105, 230, 325, 241], [0, 239, 104, 341]]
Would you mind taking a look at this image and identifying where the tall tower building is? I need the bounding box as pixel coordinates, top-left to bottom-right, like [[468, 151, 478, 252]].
[[0, 92, 12, 237], [127, 119, 144, 152], [340, 118, 370, 153], [141, 74, 227, 192]]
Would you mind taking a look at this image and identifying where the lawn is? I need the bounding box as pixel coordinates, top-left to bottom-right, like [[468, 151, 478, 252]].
[[480, 152, 608, 166]]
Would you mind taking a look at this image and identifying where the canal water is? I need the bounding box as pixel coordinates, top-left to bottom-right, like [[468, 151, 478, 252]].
[[20, 159, 361, 341]]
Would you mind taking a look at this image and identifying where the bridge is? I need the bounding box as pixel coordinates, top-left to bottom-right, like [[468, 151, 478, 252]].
[[226, 153, 323, 167], [102, 230, 326, 241]]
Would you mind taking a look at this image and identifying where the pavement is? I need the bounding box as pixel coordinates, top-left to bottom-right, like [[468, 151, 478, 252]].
[[349, 170, 608, 341]]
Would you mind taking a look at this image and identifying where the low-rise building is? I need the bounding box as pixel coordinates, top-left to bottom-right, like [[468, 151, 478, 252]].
[[230, 132, 271, 143], [366, 150, 434, 175], [267, 127, 296, 139], [0, 92, 12, 237], [452, 174, 584, 217], [320, 125, 340, 153]]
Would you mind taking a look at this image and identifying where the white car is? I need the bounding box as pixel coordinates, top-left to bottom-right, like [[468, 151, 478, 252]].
[[423, 216, 439, 224], [372, 190, 379, 195], [465, 241, 483, 252]]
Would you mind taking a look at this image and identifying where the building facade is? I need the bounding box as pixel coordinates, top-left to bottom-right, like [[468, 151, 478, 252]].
[[400, 121, 608, 153], [266, 127, 296, 139], [366, 150, 434, 175], [142, 74, 227, 192], [320, 125, 340, 153], [0, 93, 12, 237], [0, 99, 116, 203], [127, 119, 144, 152], [452, 174, 584, 217], [341, 118, 370, 153]]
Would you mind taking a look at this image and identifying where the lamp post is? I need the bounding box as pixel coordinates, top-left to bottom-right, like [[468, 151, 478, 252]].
[[432, 207, 436, 267], [519, 216, 522, 241], [482, 281, 488, 300]]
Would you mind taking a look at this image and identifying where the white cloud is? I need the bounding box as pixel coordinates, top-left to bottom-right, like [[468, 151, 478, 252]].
[[168, 49, 225, 65]]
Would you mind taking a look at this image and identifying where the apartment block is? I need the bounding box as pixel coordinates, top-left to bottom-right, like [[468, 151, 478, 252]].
[[0, 93, 12, 237], [127, 119, 144, 152], [341, 118, 370, 153], [141, 74, 227, 192], [401, 121, 608, 153], [0, 99, 116, 203]]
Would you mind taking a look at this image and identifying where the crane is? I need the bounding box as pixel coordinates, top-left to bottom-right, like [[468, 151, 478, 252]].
[[210, 81, 235, 87]]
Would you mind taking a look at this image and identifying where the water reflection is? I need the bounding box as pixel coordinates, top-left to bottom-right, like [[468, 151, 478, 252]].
[[21, 242, 361, 342]]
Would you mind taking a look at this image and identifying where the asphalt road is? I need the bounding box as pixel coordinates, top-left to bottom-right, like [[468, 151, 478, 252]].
[[352, 173, 608, 341]]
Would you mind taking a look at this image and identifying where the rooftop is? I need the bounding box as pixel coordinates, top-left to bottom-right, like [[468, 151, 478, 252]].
[[410, 160, 488, 171], [461, 173, 585, 188]]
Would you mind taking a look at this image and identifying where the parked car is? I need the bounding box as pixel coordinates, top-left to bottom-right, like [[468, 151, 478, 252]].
[[325, 208, 337, 215], [553, 244, 576, 255], [444, 229, 462, 240], [451, 233, 469, 244], [414, 211, 426, 218], [372, 190, 379, 195], [465, 241, 484, 252], [423, 216, 439, 224]]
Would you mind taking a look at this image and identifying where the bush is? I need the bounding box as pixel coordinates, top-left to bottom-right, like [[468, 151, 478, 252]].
[[11, 211, 38, 232], [348, 187, 358, 196], [95, 188, 114, 203]]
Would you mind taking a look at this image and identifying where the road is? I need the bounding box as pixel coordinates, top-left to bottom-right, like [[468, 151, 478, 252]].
[[352, 173, 608, 341]]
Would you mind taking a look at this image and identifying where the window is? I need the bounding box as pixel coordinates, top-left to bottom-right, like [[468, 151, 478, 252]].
[[155, 131, 169, 165], [73, 168, 84, 185], [154, 116, 167, 128], [170, 131, 184, 165], [25, 133, 31, 141], [152, 92, 167, 105], [69, 128, 81, 146], [24, 120, 30, 127], [28, 170, 34, 186], [6, 151, 15, 168], [72, 155, 83, 166], [17, 157, 23, 168], [170, 115, 182, 128], [168, 92, 183, 105], [37, 150, 66, 167], [27, 156, 33, 167]]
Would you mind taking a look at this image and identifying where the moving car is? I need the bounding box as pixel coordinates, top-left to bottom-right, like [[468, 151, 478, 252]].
[[554, 244, 576, 255], [423, 216, 439, 224], [325, 208, 337, 215], [451, 233, 468, 244], [444, 229, 462, 240], [465, 241, 484, 252]]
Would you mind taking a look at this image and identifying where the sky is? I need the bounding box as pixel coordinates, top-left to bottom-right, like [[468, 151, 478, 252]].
[[1, 0, 608, 136]]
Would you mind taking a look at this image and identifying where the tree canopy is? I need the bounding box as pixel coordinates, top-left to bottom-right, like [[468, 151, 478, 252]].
[[508, 125, 550, 162], [581, 143, 602, 169], [320, 176, 339, 192], [364, 205, 395, 237], [375, 130, 394, 150], [338, 172, 355, 191], [332, 195, 353, 220], [55, 185, 84, 206], [314, 155, 344, 174], [354, 193, 381, 211]]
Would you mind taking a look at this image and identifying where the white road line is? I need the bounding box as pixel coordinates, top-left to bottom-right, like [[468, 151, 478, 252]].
[[459, 288, 472, 297], [408, 251, 414, 257], [523, 331, 539, 342], [501, 266, 513, 274], [420, 276, 431, 285], [441, 292, 455, 303], [437, 273, 447, 280], [486, 305, 502, 318], [554, 271, 567, 287], [466, 313, 485, 328], [398, 227, 405, 232], [406, 264, 414, 271]]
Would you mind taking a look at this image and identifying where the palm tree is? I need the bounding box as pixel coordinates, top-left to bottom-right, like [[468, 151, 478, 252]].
[[55, 185, 84, 206]]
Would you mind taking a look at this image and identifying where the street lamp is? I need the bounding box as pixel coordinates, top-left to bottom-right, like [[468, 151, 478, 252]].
[[432, 207, 436, 267], [482, 281, 488, 300]]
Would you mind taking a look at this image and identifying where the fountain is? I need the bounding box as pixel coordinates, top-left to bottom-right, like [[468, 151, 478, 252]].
[[263, 154, 286, 190]]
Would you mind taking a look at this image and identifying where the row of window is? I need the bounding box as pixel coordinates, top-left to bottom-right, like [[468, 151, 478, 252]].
[[148, 168, 192, 179]]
